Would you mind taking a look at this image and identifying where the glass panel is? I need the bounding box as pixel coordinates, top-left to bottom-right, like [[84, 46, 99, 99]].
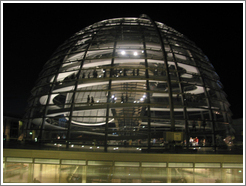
[[87, 166, 111, 183], [7, 157, 32, 163], [60, 165, 84, 183], [88, 161, 113, 166], [61, 160, 86, 165], [222, 163, 243, 168], [115, 162, 140, 167], [4, 163, 30, 183], [142, 167, 167, 183], [142, 162, 166, 167], [170, 168, 193, 183], [195, 163, 220, 168], [194, 168, 221, 183], [222, 169, 243, 183], [34, 159, 59, 164], [168, 163, 193, 168], [33, 164, 59, 183], [112, 167, 141, 183]]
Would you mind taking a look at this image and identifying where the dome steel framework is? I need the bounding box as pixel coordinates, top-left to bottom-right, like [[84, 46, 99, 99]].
[[23, 15, 233, 151]]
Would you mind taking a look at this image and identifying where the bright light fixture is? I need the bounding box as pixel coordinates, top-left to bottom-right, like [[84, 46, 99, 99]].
[[121, 51, 125, 55], [133, 52, 138, 56]]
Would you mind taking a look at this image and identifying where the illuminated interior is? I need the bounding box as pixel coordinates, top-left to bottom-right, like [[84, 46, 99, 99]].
[[3, 150, 243, 183], [23, 15, 233, 150]]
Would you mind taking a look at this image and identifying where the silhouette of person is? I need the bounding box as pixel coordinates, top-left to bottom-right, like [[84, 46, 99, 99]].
[[123, 69, 127, 76], [87, 95, 90, 106], [93, 69, 97, 78], [125, 94, 128, 103], [121, 94, 124, 103], [91, 96, 94, 106]]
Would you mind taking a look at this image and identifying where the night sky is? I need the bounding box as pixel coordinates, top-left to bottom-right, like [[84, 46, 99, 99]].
[[3, 2, 243, 119]]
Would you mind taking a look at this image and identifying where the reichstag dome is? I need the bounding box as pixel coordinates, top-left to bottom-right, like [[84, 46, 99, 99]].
[[23, 15, 233, 151]]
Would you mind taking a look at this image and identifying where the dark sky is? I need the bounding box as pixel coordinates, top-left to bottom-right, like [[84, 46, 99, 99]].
[[3, 2, 243, 119]]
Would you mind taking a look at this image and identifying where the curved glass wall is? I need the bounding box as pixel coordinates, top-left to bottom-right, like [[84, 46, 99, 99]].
[[23, 15, 232, 151]]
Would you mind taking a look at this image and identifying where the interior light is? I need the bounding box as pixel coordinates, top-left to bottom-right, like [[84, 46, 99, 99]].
[[140, 98, 144, 101], [121, 51, 125, 55], [82, 145, 84, 147], [90, 147, 92, 149], [133, 52, 138, 56]]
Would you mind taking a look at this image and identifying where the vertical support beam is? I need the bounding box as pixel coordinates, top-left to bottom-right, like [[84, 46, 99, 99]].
[[58, 160, 61, 183], [140, 14, 175, 131], [28, 161, 34, 183], [186, 47, 216, 149], [141, 31, 151, 152], [104, 39, 118, 152], [82, 166, 87, 183], [200, 78, 216, 149], [39, 46, 75, 144], [167, 167, 171, 183], [66, 34, 95, 149], [168, 42, 189, 149]]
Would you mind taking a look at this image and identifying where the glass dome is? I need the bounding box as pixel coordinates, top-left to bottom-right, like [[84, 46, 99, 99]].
[[23, 15, 232, 151]]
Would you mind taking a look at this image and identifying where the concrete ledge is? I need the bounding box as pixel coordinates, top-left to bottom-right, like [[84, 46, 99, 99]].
[[3, 148, 243, 163]]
